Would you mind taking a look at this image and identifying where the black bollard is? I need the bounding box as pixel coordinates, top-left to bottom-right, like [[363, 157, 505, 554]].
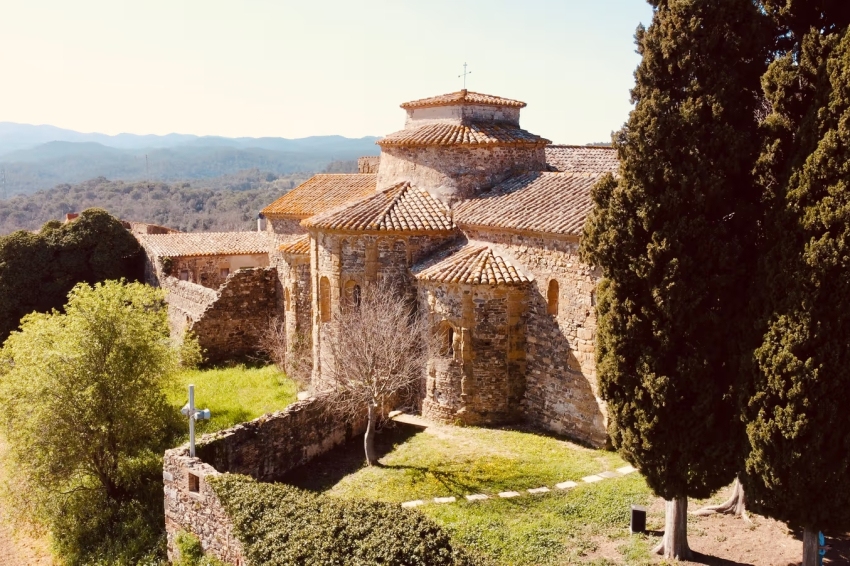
[[630, 504, 647, 534]]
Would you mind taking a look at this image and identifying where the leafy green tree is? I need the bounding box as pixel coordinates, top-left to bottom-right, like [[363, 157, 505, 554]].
[[743, 12, 850, 566], [580, 0, 767, 558], [0, 280, 181, 564], [0, 208, 143, 342]]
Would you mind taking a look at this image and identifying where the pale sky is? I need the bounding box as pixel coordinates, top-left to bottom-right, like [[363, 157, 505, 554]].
[[0, 1, 654, 144]]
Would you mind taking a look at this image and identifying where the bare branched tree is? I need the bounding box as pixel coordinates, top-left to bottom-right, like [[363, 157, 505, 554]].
[[316, 281, 431, 465], [258, 316, 312, 392]]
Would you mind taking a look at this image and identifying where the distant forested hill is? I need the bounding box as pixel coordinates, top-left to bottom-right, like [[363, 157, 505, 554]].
[[0, 168, 327, 235], [0, 123, 379, 196]]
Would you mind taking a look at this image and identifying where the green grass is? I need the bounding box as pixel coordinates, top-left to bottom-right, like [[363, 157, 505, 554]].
[[284, 424, 655, 565], [167, 364, 298, 436]]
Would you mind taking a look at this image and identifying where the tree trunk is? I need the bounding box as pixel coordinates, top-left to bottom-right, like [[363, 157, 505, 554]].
[[693, 477, 750, 522], [802, 528, 820, 566], [653, 497, 692, 560], [364, 402, 377, 466]]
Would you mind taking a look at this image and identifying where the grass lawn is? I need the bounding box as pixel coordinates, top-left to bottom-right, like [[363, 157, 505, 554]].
[[284, 423, 655, 565], [167, 364, 298, 436]]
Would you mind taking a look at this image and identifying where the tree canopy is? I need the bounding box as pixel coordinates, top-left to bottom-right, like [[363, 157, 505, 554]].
[[0, 280, 181, 564], [580, 0, 768, 557], [0, 208, 142, 343], [742, 5, 850, 554]]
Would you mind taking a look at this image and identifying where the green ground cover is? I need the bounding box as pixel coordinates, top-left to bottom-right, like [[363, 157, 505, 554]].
[[167, 365, 298, 435], [284, 424, 655, 565]]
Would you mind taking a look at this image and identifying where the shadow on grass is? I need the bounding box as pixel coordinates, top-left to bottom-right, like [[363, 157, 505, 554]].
[[378, 463, 482, 496], [282, 423, 420, 492]]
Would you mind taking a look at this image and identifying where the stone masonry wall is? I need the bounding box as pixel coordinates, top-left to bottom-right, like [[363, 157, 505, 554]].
[[268, 249, 312, 354], [266, 216, 307, 236], [163, 268, 278, 365], [376, 145, 546, 203], [173, 254, 269, 290], [463, 228, 606, 447], [358, 156, 380, 173], [420, 282, 527, 425], [310, 230, 457, 380], [163, 396, 367, 564], [191, 268, 278, 365]]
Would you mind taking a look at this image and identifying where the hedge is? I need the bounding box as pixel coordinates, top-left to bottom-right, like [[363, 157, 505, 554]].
[[209, 474, 474, 566]]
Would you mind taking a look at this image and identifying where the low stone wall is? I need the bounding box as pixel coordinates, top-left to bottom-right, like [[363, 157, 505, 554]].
[[163, 396, 367, 564]]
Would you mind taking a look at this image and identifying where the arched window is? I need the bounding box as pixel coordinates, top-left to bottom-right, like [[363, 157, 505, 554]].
[[439, 322, 455, 358], [344, 280, 361, 308], [547, 279, 559, 316], [320, 276, 331, 322]]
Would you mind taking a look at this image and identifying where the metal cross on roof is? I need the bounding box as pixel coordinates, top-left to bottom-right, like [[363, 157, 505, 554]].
[[459, 62, 472, 89]]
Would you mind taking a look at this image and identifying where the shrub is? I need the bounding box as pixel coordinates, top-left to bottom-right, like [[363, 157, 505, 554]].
[[210, 474, 471, 566], [174, 531, 227, 566]]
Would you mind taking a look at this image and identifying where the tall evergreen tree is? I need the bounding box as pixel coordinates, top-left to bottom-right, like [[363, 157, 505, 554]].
[[744, 9, 850, 565], [580, 0, 767, 558]]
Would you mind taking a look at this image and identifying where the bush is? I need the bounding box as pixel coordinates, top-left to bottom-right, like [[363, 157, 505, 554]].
[[174, 531, 227, 566], [210, 474, 471, 566]]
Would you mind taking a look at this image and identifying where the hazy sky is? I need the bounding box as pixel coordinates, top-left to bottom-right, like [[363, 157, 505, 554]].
[[1, 1, 654, 144]]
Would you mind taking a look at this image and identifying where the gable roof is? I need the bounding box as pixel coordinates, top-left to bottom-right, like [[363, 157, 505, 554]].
[[401, 90, 526, 110], [545, 145, 618, 175], [414, 243, 532, 286], [261, 174, 376, 218], [378, 122, 549, 147], [278, 234, 311, 255], [453, 172, 600, 237], [137, 232, 276, 258], [303, 182, 455, 233]]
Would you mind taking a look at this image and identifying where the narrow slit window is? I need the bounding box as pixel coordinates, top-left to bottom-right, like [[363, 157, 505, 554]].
[[547, 279, 559, 315], [439, 323, 455, 358], [180, 270, 190, 281], [220, 268, 230, 278], [188, 473, 200, 493], [320, 277, 331, 322]]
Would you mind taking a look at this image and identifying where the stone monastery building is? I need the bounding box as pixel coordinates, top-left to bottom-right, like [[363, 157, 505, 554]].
[[139, 90, 618, 447]]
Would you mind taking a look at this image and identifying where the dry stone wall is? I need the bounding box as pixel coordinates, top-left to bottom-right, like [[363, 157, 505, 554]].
[[463, 228, 606, 447], [172, 253, 269, 290], [163, 396, 367, 564], [376, 145, 546, 202]]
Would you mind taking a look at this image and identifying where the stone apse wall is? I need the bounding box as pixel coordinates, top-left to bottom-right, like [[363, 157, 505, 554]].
[[463, 228, 606, 447], [163, 396, 367, 564], [164, 267, 278, 364], [418, 281, 528, 425], [309, 230, 457, 380]]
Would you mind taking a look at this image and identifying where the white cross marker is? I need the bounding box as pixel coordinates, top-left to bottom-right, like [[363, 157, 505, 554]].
[[181, 384, 211, 457]]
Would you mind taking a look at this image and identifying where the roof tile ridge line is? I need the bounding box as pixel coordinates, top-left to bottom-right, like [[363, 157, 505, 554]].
[[469, 240, 534, 283], [369, 182, 410, 229], [433, 243, 477, 283], [460, 246, 488, 284], [302, 186, 384, 227]]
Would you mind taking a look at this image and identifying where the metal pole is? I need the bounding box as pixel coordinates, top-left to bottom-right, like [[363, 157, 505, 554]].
[[188, 384, 196, 457]]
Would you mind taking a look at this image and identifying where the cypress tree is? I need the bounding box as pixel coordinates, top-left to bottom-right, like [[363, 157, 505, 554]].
[[580, 0, 767, 558], [744, 9, 850, 565]]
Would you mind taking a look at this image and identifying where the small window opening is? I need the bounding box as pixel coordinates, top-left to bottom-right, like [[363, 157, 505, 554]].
[[220, 268, 230, 278], [320, 277, 331, 322], [285, 288, 291, 311], [547, 279, 559, 316], [591, 290, 596, 307], [352, 284, 361, 308], [439, 323, 455, 357], [188, 473, 200, 493], [180, 270, 190, 281]]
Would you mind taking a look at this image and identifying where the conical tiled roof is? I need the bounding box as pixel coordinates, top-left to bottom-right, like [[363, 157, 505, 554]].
[[401, 90, 526, 109], [302, 182, 456, 233], [414, 243, 532, 286], [378, 122, 548, 147]]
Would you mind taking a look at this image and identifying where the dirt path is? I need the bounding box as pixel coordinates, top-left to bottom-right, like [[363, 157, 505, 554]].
[[0, 439, 54, 565]]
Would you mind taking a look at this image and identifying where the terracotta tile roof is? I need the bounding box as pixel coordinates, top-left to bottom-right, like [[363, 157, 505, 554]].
[[545, 145, 618, 174], [261, 174, 376, 218], [401, 90, 527, 109], [454, 172, 600, 237], [137, 232, 276, 257], [378, 122, 549, 147], [303, 182, 455, 233], [414, 243, 532, 286], [278, 234, 311, 255]]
